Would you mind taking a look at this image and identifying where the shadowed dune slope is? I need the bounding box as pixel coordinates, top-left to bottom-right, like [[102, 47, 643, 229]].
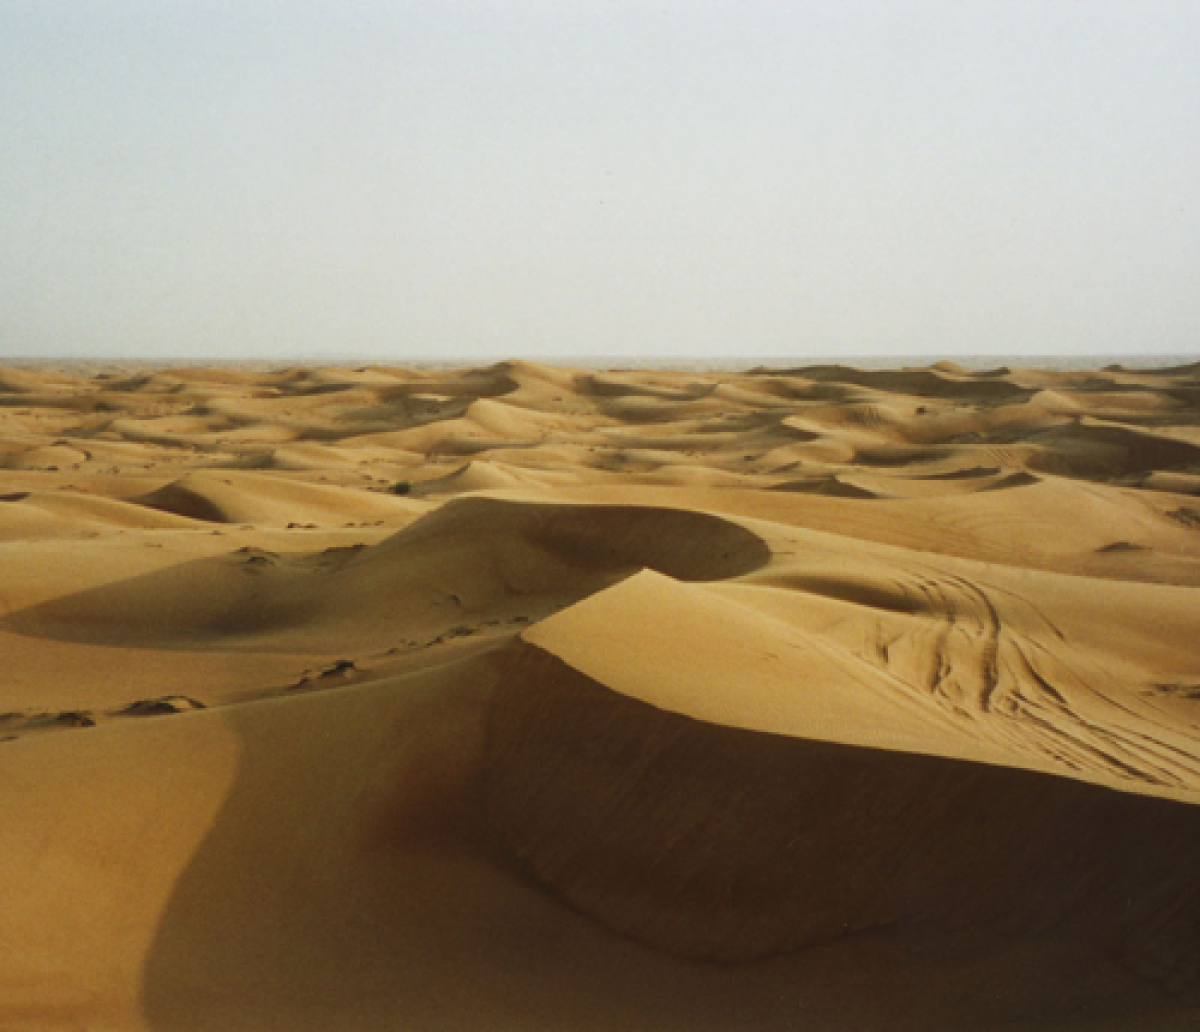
[[484, 640, 1200, 970], [8, 653, 1189, 1031], [132, 470, 423, 527], [1, 498, 771, 655]]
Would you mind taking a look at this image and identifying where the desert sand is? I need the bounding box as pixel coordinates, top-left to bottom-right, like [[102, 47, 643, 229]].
[[2, 358, 1200, 1030]]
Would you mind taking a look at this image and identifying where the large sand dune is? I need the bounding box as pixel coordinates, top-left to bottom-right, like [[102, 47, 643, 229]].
[[2, 359, 1200, 1029]]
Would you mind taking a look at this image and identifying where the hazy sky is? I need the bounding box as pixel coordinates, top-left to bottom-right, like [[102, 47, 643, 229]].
[[2, 1, 1198, 361]]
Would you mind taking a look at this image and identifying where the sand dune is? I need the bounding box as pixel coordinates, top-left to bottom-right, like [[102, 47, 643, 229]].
[[133, 470, 423, 527], [3, 359, 1200, 1030]]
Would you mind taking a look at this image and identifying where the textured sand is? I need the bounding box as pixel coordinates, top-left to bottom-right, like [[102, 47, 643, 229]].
[[2, 359, 1200, 1030]]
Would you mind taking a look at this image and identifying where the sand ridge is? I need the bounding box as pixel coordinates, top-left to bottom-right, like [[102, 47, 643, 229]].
[[2, 359, 1200, 1029]]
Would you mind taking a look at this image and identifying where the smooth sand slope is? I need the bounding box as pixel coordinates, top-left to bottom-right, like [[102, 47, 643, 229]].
[[2, 359, 1200, 1030]]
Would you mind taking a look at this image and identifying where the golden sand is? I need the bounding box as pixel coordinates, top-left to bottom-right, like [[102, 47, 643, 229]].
[[2, 359, 1199, 1029]]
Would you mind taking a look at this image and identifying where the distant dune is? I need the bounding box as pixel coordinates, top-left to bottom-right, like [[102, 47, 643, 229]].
[[2, 359, 1200, 1030]]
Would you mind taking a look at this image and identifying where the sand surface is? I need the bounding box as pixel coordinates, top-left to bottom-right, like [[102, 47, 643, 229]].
[[2, 358, 1200, 1029]]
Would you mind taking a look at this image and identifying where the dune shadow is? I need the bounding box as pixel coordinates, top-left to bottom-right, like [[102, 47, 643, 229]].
[[0, 499, 774, 653], [136, 638, 1200, 1029], [0, 550, 312, 652], [485, 646, 1200, 985]]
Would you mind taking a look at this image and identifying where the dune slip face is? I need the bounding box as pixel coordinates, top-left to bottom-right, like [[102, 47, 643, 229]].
[[2, 359, 1200, 1030]]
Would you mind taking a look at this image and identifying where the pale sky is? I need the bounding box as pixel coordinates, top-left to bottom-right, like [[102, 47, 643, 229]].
[[1, 1, 1198, 362]]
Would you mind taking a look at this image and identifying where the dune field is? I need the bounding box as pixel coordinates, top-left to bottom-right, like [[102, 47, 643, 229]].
[[3, 357, 1200, 1030]]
